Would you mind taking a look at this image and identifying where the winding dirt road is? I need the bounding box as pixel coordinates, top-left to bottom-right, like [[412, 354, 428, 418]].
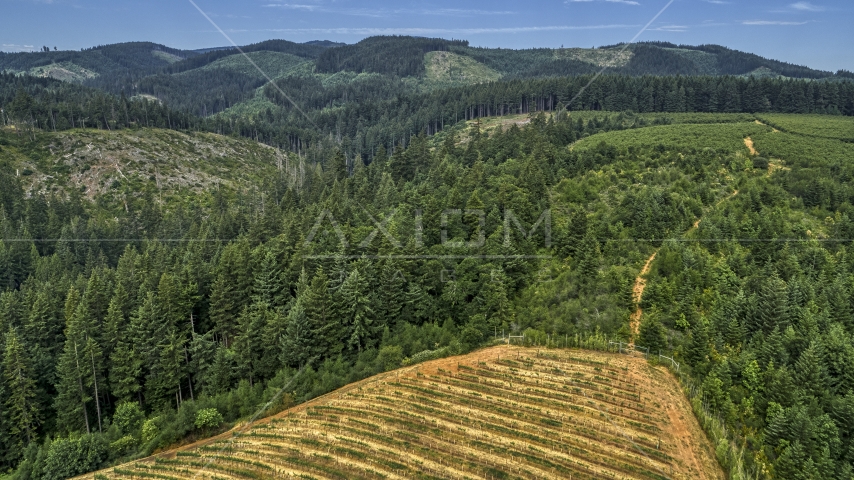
[[630, 190, 740, 339]]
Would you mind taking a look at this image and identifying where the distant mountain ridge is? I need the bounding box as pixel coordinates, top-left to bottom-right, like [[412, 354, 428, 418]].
[[0, 36, 854, 130], [0, 39, 337, 83], [2, 37, 846, 85], [0, 42, 198, 81]]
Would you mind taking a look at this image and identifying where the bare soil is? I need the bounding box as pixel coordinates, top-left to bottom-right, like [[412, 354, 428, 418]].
[[630, 252, 658, 338], [744, 137, 758, 156]]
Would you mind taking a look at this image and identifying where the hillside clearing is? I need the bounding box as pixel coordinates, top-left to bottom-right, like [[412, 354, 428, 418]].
[[26, 61, 99, 82], [83, 346, 723, 480], [0, 128, 281, 201], [424, 51, 502, 87], [554, 48, 633, 68]]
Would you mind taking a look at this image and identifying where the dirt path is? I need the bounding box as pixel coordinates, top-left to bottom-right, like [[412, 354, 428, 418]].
[[744, 136, 758, 156], [754, 119, 779, 132], [630, 189, 740, 340], [629, 252, 658, 339]]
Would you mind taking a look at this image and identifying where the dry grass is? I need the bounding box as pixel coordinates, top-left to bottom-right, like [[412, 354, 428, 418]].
[[82, 346, 724, 480]]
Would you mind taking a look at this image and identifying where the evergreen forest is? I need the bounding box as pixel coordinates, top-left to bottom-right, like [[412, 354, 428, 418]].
[[1, 35, 854, 480]]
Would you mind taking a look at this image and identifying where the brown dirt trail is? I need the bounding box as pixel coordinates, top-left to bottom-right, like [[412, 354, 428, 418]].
[[744, 137, 758, 156], [630, 189, 740, 339], [630, 252, 658, 338]]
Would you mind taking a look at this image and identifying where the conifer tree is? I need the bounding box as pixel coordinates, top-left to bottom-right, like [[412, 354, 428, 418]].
[[377, 260, 405, 327], [253, 249, 288, 310], [189, 331, 217, 394], [130, 292, 158, 366], [233, 305, 266, 386], [820, 324, 854, 396], [146, 330, 186, 410], [329, 149, 348, 182], [109, 337, 142, 404], [3, 329, 40, 453], [637, 314, 667, 353], [755, 272, 789, 334], [157, 272, 191, 335], [576, 233, 600, 292], [477, 267, 515, 331], [685, 318, 711, 369], [81, 336, 105, 433], [208, 274, 235, 345], [80, 271, 109, 331], [795, 342, 829, 402], [204, 346, 237, 395], [260, 308, 287, 376], [63, 286, 80, 329], [281, 302, 313, 368], [402, 282, 431, 324], [302, 268, 339, 358], [102, 295, 124, 361], [341, 269, 375, 353], [53, 339, 90, 434], [23, 287, 63, 396]]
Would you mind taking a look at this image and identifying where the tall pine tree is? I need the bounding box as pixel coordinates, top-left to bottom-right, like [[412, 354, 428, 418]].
[[3, 329, 40, 455]]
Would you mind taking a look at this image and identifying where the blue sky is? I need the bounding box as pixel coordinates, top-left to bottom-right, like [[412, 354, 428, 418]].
[[2, 0, 852, 72]]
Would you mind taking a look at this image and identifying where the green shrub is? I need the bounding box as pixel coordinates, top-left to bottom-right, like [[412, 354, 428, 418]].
[[42, 434, 108, 480], [459, 326, 484, 352], [752, 157, 769, 169], [113, 402, 144, 437], [141, 418, 159, 444], [109, 435, 138, 456], [375, 345, 403, 371], [194, 408, 224, 430]]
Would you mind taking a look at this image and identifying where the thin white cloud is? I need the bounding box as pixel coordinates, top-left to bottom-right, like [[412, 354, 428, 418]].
[[648, 24, 688, 32], [207, 12, 253, 18], [263, 4, 515, 17], [227, 24, 640, 36], [430, 9, 515, 16], [703, 0, 730, 4], [742, 20, 808, 25], [1, 44, 37, 52], [263, 3, 320, 11], [566, 0, 641, 4], [790, 2, 825, 11]]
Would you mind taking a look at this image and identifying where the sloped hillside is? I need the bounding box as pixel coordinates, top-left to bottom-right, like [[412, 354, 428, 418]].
[[83, 346, 724, 480], [0, 127, 282, 202]]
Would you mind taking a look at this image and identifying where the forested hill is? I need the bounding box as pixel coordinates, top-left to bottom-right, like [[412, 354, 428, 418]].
[[0, 39, 335, 86], [4, 36, 849, 118], [0, 42, 198, 83], [2, 37, 844, 83], [4, 109, 854, 479], [4, 41, 853, 166]]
